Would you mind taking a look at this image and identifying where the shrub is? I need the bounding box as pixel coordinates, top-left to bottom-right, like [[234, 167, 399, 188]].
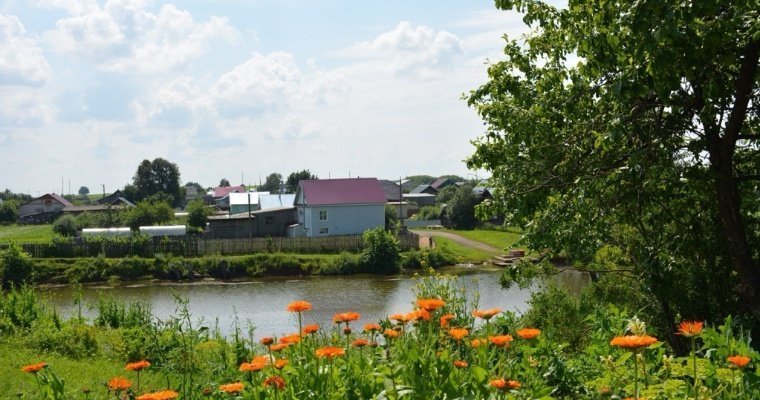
[[52, 214, 78, 236], [319, 252, 363, 275], [360, 227, 401, 274], [0, 200, 19, 223], [0, 242, 34, 288], [186, 199, 211, 230]]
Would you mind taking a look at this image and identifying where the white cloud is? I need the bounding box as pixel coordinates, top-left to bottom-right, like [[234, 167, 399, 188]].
[[43, 2, 237, 73], [0, 14, 52, 86], [340, 22, 464, 76], [0, 87, 56, 126]]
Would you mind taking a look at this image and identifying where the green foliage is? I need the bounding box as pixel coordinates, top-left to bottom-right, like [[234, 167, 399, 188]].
[[403, 175, 436, 192], [219, 178, 230, 187], [285, 169, 317, 193], [52, 215, 78, 237], [132, 158, 182, 206], [435, 185, 459, 205], [0, 242, 33, 288], [468, 0, 760, 331], [360, 227, 401, 274], [412, 205, 440, 221], [77, 186, 89, 196], [186, 200, 211, 230], [126, 199, 174, 230], [259, 173, 283, 194], [384, 204, 399, 230], [0, 286, 46, 334], [447, 184, 479, 229], [0, 200, 19, 224], [94, 296, 152, 329], [317, 252, 363, 275], [27, 320, 99, 358]]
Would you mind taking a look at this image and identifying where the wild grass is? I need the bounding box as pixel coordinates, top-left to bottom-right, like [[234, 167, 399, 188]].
[[0, 224, 55, 244]]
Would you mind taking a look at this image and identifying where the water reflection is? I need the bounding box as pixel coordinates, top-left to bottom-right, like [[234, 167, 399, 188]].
[[40, 266, 588, 339]]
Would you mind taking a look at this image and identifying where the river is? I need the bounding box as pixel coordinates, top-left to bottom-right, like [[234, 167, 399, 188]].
[[39, 266, 589, 339]]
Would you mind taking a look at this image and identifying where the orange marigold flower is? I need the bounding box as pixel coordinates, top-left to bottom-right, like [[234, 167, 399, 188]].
[[471, 338, 485, 348], [364, 323, 381, 332], [489, 334, 514, 348], [302, 324, 320, 334], [21, 362, 47, 374], [352, 338, 369, 347], [333, 312, 361, 324], [728, 355, 751, 368], [448, 328, 469, 341], [280, 333, 301, 344], [390, 313, 408, 323], [270, 343, 289, 352], [406, 309, 431, 322], [440, 313, 455, 328], [383, 328, 400, 339], [107, 376, 132, 391], [240, 358, 268, 372], [136, 390, 179, 400], [125, 360, 151, 371], [516, 328, 541, 340], [472, 308, 501, 320], [677, 321, 704, 337], [263, 375, 286, 390], [489, 378, 520, 390], [610, 335, 658, 349], [260, 336, 274, 346], [219, 382, 244, 394], [274, 359, 288, 369], [315, 346, 346, 359], [453, 360, 468, 368], [286, 300, 312, 313], [416, 298, 445, 312]]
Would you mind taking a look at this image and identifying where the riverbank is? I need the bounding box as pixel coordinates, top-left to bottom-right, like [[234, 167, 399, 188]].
[[22, 248, 465, 285]]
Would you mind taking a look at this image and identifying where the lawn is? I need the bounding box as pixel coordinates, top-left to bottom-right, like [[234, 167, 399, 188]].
[[446, 229, 522, 250], [432, 236, 494, 263], [0, 224, 55, 244]]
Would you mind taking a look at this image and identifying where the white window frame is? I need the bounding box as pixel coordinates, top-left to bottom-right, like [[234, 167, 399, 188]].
[[319, 227, 329, 235], [319, 210, 328, 221]]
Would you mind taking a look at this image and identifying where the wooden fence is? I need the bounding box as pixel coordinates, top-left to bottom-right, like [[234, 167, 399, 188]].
[[1, 232, 420, 258]]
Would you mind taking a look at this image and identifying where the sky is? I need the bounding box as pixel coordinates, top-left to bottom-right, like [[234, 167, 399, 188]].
[[0, 0, 538, 196]]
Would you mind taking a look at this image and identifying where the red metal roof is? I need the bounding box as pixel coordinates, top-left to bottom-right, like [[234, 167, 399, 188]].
[[40, 193, 73, 206], [299, 178, 386, 206], [213, 185, 246, 198]]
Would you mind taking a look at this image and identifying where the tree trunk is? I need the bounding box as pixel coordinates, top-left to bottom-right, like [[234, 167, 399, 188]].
[[707, 39, 760, 321]]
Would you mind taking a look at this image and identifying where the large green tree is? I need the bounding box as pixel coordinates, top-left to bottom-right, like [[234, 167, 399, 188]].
[[260, 173, 284, 194], [286, 170, 318, 193], [132, 158, 182, 207], [468, 0, 760, 328]]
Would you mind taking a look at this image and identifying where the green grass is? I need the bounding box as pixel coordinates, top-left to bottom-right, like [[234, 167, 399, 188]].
[[444, 228, 522, 250], [432, 236, 494, 263], [0, 224, 55, 244]]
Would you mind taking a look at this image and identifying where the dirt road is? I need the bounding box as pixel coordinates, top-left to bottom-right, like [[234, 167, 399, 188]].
[[411, 230, 501, 253]]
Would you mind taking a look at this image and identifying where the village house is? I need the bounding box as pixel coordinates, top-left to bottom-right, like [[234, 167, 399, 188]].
[[18, 193, 72, 223], [290, 178, 386, 237]]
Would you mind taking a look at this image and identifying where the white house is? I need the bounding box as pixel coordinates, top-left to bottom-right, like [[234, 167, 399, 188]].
[[292, 178, 386, 237]]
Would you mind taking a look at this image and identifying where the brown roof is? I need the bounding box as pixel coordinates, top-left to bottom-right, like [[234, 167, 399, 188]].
[[298, 178, 386, 206], [213, 185, 246, 198], [36, 193, 73, 206]]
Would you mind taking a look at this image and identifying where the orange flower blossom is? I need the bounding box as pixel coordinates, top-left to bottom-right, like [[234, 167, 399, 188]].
[[473, 308, 501, 320], [516, 328, 541, 340], [302, 324, 319, 335], [610, 335, 658, 349], [263, 375, 286, 390], [107, 376, 132, 391], [489, 334, 514, 348], [440, 313, 455, 328], [364, 323, 381, 332], [416, 298, 445, 312], [21, 362, 47, 374], [315, 346, 346, 359], [219, 382, 244, 394], [453, 360, 468, 368], [286, 300, 312, 313], [677, 321, 704, 337], [728, 355, 751, 368], [333, 312, 361, 324], [448, 328, 469, 341], [135, 390, 179, 400], [125, 360, 151, 371]]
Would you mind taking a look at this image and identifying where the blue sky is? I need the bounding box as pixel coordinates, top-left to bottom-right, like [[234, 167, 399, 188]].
[[0, 0, 538, 195]]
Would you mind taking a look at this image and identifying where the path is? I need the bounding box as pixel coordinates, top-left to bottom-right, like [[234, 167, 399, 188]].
[[411, 230, 501, 253]]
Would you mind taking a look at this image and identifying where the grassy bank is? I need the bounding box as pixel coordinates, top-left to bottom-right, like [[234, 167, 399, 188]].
[[444, 229, 522, 251], [0, 225, 55, 244]]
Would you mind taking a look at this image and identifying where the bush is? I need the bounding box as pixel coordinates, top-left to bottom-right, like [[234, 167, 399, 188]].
[[319, 252, 363, 275], [126, 199, 174, 230], [360, 228, 400, 274], [412, 205, 440, 221], [0, 200, 19, 223], [187, 199, 211, 230], [53, 214, 78, 236], [0, 242, 34, 288]]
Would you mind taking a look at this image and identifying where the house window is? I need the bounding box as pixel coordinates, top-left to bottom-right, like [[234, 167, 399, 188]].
[[319, 227, 329, 235], [319, 210, 328, 221]]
